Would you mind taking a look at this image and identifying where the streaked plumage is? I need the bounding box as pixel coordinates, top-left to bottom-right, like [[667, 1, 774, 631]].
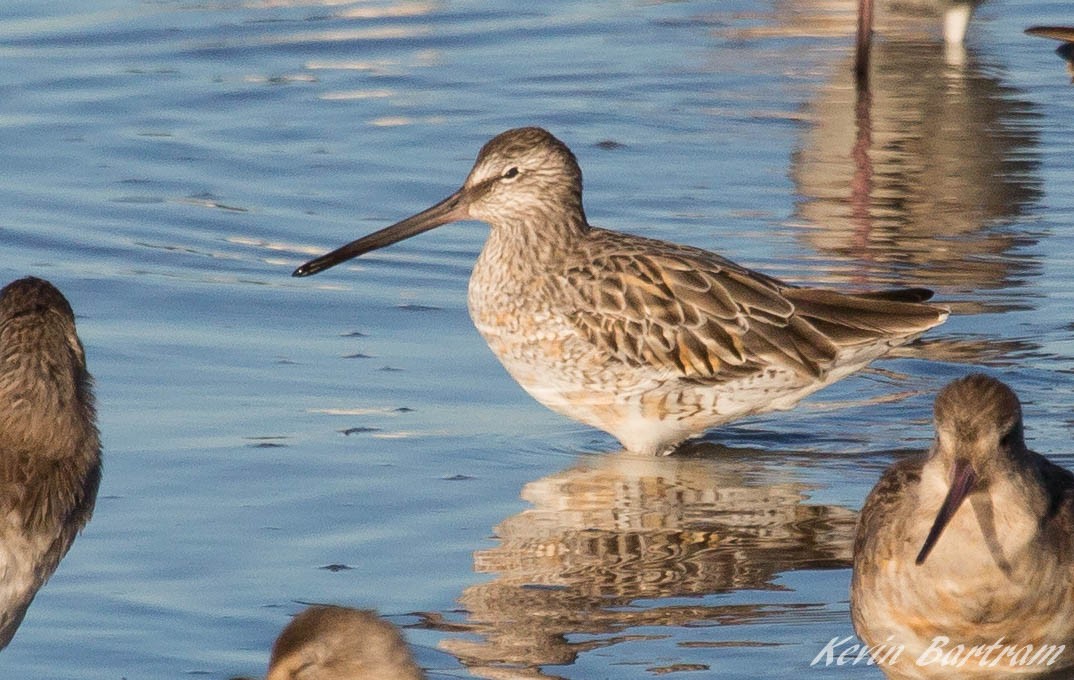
[[294, 127, 946, 454], [0, 277, 100, 649], [264, 606, 423, 680], [852, 375, 1074, 678]]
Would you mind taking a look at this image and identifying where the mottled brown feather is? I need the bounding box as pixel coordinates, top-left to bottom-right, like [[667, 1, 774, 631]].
[[566, 229, 945, 382]]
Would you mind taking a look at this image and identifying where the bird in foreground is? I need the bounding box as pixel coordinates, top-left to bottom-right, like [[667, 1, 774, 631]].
[[0, 277, 100, 649], [851, 374, 1074, 678], [294, 127, 947, 455], [260, 606, 423, 680]]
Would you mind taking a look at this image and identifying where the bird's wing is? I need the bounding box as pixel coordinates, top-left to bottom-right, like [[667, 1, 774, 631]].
[[561, 232, 945, 382], [780, 287, 947, 345], [1025, 26, 1074, 42], [562, 245, 840, 381]]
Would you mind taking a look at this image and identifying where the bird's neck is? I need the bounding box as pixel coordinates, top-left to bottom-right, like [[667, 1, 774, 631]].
[[486, 207, 589, 267]]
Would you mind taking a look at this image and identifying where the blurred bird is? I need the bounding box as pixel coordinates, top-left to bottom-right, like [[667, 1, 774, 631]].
[[262, 606, 423, 680], [0, 277, 100, 649], [857, 0, 986, 80], [1025, 26, 1074, 81]]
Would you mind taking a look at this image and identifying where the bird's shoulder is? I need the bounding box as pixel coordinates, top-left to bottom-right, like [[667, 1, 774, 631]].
[[854, 454, 926, 560]]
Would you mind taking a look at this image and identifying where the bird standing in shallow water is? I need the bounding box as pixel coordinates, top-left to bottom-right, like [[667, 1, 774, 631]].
[[261, 606, 423, 680], [294, 127, 947, 454], [0, 277, 100, 649], [852, 374, 1074, 678]]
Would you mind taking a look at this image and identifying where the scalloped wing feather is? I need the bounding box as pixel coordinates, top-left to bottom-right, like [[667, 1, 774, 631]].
[[567, 252, 834, 380], [564, 231, 946, 383]]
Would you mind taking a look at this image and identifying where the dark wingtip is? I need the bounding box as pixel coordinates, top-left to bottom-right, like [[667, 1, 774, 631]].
[[899, 287, 935, 303], [855, 287, 935, 303]]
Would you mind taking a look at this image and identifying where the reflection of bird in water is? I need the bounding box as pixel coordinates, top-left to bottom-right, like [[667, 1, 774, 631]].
[[852, 375, 1074, 678], [0, 277, 100, 649], [792, 38, 1041, 303], [432, 451, 856, 677], [294, 127, 946, 454], [260, 606, 423, 680], [857, 0, 986, 77], [1026, 27, 1074, 81]]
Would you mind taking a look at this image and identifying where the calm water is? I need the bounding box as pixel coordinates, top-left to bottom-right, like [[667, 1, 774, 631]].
[[2, 0, 1074, 678]]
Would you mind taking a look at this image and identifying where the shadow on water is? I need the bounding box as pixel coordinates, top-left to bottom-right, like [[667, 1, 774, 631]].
[[421, 448, 856, 678], [790, 39, 1042, 304]]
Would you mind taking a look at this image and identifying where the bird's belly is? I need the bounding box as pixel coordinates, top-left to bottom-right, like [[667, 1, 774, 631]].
[[857, 570, 1074, 678], [854, 500, 1074, 676], [466, 275, 897, 452], [468, 308, 814, 453], [0, 514, 61, 647]]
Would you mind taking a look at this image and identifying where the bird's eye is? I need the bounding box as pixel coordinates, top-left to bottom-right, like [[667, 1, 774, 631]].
[[502, 166, 520, 180]]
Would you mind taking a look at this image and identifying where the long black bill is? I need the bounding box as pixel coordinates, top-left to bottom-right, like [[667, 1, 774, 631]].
[[915, 458, 978, 565], [292, 189, 468, 277]]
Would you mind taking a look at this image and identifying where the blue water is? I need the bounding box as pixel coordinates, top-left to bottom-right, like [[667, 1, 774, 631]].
[[2, 0, 1074, 677]]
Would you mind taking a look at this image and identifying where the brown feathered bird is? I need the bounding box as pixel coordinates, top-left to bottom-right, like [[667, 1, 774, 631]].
[[263, 606, 423, 680], [294, 127, 947, 454], [0, 277, 100, 649], [852, 374, 1074, 678]]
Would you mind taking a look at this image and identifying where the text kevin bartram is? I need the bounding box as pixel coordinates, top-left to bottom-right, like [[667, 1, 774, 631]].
[[811, 634, 1066, 670]]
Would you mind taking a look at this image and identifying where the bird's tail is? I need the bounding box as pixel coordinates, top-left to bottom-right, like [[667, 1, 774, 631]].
[[784, 287, 948, 347]]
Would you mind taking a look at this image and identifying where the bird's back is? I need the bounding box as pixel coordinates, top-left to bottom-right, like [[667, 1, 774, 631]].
[[0, 277, 100, 649]]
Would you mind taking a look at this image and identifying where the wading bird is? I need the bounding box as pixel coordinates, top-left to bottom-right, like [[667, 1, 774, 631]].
[[295, 128, 946, 454], [852, 374, 1074, 678]]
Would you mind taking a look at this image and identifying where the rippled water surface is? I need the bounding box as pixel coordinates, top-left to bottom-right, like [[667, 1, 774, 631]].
[[2, 0, 1074, 678]]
